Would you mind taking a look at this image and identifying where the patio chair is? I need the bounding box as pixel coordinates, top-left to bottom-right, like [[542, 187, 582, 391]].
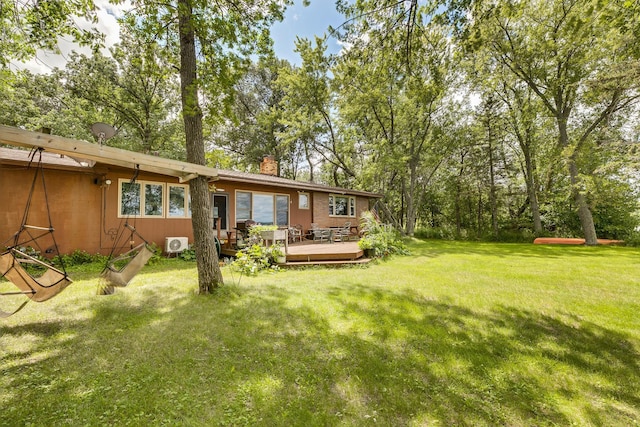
[[288, 224, 304, 243], [312, 228, 331, 243], [235, 219, 256, 245], [308, 223, 319, 240], [333, 222, 352, 242]]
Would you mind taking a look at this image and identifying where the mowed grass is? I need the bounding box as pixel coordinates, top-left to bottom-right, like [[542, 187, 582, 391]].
[[1, 239, 640, 426]]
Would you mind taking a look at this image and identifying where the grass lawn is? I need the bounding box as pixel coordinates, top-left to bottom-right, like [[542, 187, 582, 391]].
[[1, 239, 640, 426]]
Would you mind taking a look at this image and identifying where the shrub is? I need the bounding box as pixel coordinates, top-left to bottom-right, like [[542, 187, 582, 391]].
[[248, 225, 278, 237], [178, 248, 197, 261], [230, 243, 280, 276], [59, 249, 95, 266], [623, 231, 640, 247], [142, 243, 163, 266], [358, 211, 409, 258]]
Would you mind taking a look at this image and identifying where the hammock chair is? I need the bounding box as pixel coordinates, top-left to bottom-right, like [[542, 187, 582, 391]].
[[99, 168, 154, 294], [1, 149, 72, 317], [100, 224, 155, 291]]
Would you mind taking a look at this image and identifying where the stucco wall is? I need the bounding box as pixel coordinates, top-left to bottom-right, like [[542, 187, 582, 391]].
[[1, 166, 103, 255], [0, 165, 197, 256]]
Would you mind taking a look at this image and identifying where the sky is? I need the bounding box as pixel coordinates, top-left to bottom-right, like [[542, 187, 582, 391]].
[[271, 1, 345, 64], [18, 0, 346, 74], [17, 0, 125, 74]]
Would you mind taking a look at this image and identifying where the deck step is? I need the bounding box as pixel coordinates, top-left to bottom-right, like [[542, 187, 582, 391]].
[[220, 241, 366, 266], [279, 258, 372, 268], [285, 252, 363, 263]]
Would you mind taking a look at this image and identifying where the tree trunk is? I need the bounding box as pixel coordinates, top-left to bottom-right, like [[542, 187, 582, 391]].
[[568, 158, 598, 245], [522, 147, 543, 233], [476, 178, 483, 236], [455, 152, 465, 235], [178, 0, 224, 292], [454, 185, 462, 235], [557, 117, 598, 245], [405, 161, 418, 236], [304, 140, 314, 182], [483, 98, 499, 238], [488, 141, 498, 238]]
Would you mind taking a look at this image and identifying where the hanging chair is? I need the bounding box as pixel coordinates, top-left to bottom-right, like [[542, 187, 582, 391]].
[[1, 149, 72, 316], [99, 168, 154, 294], [101, 241, 155, 288], [0, 249, 72, 300]]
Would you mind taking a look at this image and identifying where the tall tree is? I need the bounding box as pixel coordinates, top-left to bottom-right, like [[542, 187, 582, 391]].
[[477, 94, 503, 237], [461, 0, 640, 244], [128, 0, 298, 293], [63, 22, 183, 157], [215, 58, 293, 175], [0, 68, 101, 138], [277, 37, 356, 186], [336, 1, 456, 235], [497, 78, 547, 234], [0, 0, 102, 66]]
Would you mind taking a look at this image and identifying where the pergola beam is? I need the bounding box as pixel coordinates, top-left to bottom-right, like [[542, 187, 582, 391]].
[[0, 125, 218, 181]]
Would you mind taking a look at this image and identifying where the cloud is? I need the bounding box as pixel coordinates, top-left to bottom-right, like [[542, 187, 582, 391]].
[[12, 0, 128, 74]]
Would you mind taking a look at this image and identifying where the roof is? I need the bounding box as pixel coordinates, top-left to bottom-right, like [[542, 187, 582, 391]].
[[217, 169, 382, 198], [0, 126, 381, 198], [0, 146, 93, 170]]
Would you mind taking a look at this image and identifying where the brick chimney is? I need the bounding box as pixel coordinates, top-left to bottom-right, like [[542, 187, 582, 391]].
[[259, 155, 278, 176]]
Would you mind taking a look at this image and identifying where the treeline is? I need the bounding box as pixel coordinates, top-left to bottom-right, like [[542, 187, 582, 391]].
[[2, 0, 639, 242]]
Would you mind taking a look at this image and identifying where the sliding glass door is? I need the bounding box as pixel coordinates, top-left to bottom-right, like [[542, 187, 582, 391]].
[[235, 191, 289, 226]]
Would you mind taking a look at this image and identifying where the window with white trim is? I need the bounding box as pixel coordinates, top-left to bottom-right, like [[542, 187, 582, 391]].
[[298, 192, 309, 209], [118, 179, 191, 218], [145, 183, 163, 216], [276, 195, 289, 225], [329, 194, 356, 217], [168, 184, 190, 218], [120, 181, 141, 216]]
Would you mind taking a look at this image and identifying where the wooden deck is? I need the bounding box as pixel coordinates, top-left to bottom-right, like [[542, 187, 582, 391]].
[[286, 241, 364, 262], [220, 240, 368, 266]]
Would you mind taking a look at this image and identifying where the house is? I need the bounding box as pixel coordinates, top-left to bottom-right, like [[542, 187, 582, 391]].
[[0, 126, 381, 256]]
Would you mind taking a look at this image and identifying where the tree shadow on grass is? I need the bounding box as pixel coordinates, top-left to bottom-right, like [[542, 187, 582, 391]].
[[1, 282, 639, 426], [296, 286, 640, 425]]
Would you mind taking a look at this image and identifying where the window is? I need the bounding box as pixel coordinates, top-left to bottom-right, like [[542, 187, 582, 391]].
[[329, 194, 356, 217], [276, 195, 289, 226], [236, 191, 252, 221], [145, 183, 163, 216], [120, 181, 141, 216], [298, 192, 309, 209], [254, 193, 274, 225], [118, 179, 190, 219], [168, 184, 190, 218], [235, 191, 289, 226]]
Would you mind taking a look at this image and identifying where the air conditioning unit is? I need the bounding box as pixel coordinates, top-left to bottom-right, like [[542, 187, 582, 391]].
[[165, 237, 188, 254]]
